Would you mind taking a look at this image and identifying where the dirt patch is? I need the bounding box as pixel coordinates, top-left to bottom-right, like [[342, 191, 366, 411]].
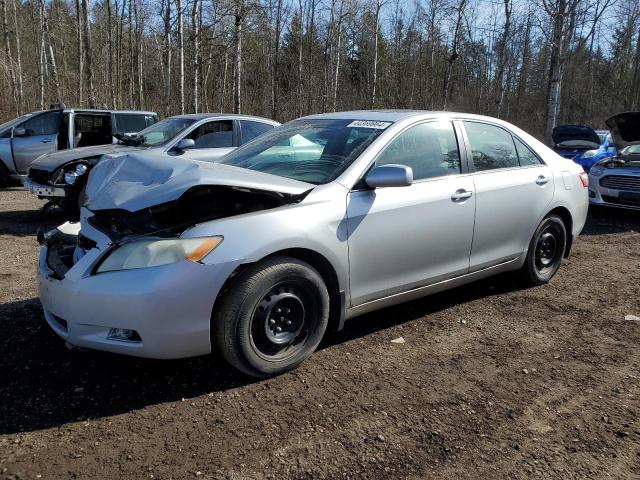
[[0, 188, 639, 479]]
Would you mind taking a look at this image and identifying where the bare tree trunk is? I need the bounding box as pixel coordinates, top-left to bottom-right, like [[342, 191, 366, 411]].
[[371, 0, 386, 108], [176, 0, 184, 113], [544, 0, 567, 145], [81, 0, 96, 106], [135, 0, 143, 108], [107, 0, 115, 108], [1, 0, 18, 114], [37, 6, 45, 108], [494, 0, 511, 117], [10, 0, 22, 113], [296, 0, 303, 116], [233, 0, 243, 114], [161, 0, 172, 116], [191, 0, 201, 112], [332, 0, 344, 112], [75, 0, 83, 105], [271, 0, 283, 119], [40, 0, 61, 103], [443, 0, 467, 109]]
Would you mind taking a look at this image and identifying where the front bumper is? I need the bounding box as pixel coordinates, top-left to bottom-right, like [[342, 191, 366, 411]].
[[38, 236, 241, 359], [23, 177, 66, 198], [588, 176, 640, 210]]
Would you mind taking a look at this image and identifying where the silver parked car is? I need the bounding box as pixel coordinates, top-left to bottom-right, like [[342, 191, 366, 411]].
[[38, 111, 588, 377], [588, 112, 640, 210], [0, 106, 158, 185], [23, 114, 280, 219]]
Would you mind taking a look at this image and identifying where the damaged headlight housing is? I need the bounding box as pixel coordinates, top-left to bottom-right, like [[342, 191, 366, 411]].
[[96, 236, 223, 273], [55, 161, 91, 185], [582, 150, 598, 158]]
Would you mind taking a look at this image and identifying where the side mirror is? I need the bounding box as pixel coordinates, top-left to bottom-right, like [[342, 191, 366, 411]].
[[365, 164, 413, 188], [174, 138, 195, 151], [13, 127, 27, 137]]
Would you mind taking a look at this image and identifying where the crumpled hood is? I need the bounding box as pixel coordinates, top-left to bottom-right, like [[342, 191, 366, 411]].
[[552, 125, 600, 147], [85, 152, 314, 212], [605, 112, 640, 150], [31, 144, 138, 172]]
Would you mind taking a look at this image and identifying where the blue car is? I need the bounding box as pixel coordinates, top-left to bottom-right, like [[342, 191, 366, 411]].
[[552, 125, 616, 172]]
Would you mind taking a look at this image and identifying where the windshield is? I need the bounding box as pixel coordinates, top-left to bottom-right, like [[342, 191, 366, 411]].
[[621, 145, 640, 155], [0, 113, 33, 131], [127, 117, 196, 147], [219, 119, 389, 184]]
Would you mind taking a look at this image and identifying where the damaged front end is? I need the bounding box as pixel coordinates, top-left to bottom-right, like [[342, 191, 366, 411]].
[[89, 184, 309, 242]]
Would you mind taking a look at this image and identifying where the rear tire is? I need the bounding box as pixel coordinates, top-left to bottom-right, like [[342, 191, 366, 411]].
[[521, 215, 567, 285], [212, 256, 330, 378]]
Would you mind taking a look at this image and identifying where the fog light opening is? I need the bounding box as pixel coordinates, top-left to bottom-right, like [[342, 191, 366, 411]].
[[588, 190, 596, 198], [107, 328, 142, 342]]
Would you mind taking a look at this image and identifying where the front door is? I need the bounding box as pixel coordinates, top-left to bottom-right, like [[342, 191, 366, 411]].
[[346, 120, 476, 306], [12, 111, 61, 174]]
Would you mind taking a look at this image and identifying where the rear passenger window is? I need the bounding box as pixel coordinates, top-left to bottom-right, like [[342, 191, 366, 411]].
[[514, 137, 543, 166], [375, 121, 461, 180], [240, 120, 274, 144], [463, 122, 518, 171]]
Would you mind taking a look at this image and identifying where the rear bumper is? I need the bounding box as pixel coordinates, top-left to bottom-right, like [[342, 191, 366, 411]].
[[38, 244, 241, 359], [23, 177, 66, 198]]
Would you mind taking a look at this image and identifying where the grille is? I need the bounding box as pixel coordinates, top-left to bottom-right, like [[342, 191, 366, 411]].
[[599, 175, 640, 192], [28, 168, 53, 184], [602, 195, 640, 206]]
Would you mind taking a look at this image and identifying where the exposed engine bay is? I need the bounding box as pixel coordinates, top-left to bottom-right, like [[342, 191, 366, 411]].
[[90, 185, 309, 241]]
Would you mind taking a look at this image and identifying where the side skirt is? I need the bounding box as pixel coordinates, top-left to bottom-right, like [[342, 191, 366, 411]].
[[345, 255, 524, 320]]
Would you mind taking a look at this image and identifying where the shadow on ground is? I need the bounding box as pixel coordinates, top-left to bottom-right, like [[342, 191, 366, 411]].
[[581, 205, 640, 235], [0, 207, 64, 237], [0, 272, 528, 435]]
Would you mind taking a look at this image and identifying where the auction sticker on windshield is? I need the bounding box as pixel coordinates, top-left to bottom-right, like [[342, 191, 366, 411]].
[[347, 120, 392, 129]]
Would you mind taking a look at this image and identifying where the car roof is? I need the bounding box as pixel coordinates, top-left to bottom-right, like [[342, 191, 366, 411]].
[[28, 108, 157, 115], [169, 113, 280, 124], [299, 110, 522, 124]]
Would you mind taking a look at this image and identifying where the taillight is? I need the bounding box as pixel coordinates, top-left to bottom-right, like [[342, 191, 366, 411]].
[[579, 172, 589, 188]]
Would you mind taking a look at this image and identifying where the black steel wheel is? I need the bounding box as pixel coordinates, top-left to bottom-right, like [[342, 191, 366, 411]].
[[521, 214, 567, 285], [212, 256, 330, 378]]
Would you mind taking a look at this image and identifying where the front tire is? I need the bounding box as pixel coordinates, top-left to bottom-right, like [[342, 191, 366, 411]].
[[212, 256, 330, 378], [521, 215, 567, 285]]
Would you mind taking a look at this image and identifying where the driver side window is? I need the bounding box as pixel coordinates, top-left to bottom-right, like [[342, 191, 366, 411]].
[[376, 121, 461, 180], [187, 120, 233, 149]]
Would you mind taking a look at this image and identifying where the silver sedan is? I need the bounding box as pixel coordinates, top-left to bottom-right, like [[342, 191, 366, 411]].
[[38, 111, 588, 377]]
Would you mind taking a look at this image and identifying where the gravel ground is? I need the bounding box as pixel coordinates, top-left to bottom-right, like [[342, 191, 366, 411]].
[[0, 186, 639, 480]]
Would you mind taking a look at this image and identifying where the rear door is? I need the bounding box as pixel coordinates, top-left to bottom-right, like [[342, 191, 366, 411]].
[[11, 111, 61, 174], [180, 119, 236, 162], [346, 120, 476, 306], [461, 121, 554, 271]]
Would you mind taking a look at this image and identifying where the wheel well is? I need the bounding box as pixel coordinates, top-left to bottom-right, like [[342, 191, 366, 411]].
[[547, 206, 573, 257], [216, 248, 345, 333]]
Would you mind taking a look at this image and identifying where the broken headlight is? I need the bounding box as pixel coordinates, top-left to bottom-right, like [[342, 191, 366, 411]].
[[95, 236, 223, 273]]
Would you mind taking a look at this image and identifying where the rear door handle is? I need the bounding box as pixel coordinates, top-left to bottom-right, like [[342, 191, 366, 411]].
[[536, 175, 550, 186], [40, 139, 52, 144], [451, 189, 473, 201]]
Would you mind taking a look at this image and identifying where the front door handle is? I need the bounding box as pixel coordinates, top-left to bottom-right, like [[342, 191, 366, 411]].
[[536, 175, 550, 186], [40, 139, 52, 144], [451, 189, 473, 201]]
